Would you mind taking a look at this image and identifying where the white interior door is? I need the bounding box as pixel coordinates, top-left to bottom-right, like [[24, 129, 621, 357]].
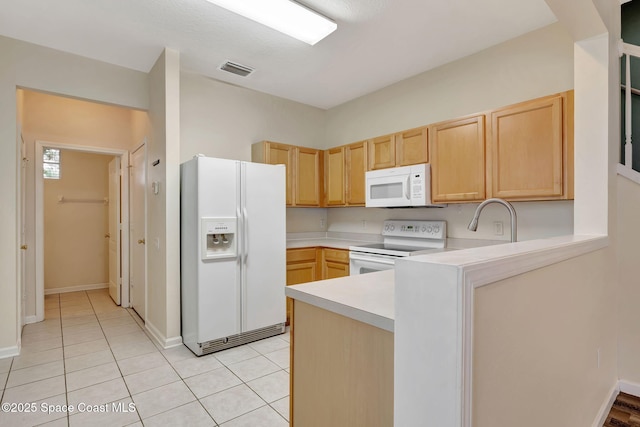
[[108, 157, 121, 305], [20, 133, 27, 328], [130, 145, 146, 320]]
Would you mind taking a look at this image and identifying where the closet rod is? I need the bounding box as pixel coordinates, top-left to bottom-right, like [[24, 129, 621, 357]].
[[57, 196, 109, 204]]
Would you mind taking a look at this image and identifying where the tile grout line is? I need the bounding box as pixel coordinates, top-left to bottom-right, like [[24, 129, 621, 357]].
[[19, 290, 290, 426], [85, 290, 144, 426], [56, 293, 72, 427]]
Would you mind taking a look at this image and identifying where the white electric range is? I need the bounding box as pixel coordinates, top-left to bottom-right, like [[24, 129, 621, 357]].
[[349, 220, 447, 275]]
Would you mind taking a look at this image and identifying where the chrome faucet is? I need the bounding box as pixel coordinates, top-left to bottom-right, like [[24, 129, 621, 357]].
[[467, 198, 518, 242]]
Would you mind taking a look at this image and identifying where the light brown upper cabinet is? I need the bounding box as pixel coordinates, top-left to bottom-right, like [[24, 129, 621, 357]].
[[368, 134, 396, 170], [345, 141, 367, 206], [295, 147, 323, 206], [488, 91, 573, 200], [252, 141, 294, 205], [325, 141, 368, 207], [396, 127, 428, 166], [368, 128, 428, 171], [325, 147, 345, 206], [430, 115, 486, 202], [252, 141, 323, 207]]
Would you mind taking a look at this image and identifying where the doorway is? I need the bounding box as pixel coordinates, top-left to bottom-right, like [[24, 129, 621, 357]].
[[34, 141, 130, 322]]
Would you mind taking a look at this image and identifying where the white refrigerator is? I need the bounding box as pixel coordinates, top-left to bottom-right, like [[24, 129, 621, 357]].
[[180, 156, 286, 356]]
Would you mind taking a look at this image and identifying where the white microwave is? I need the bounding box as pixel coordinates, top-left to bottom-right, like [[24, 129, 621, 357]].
[[365, 163, 444, 208]]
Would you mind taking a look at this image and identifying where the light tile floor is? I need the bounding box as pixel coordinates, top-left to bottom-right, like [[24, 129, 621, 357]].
[[0, 289, 290, 427]]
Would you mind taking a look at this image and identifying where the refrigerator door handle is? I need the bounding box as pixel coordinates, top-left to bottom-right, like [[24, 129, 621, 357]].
[[243, 207, 249, 260]]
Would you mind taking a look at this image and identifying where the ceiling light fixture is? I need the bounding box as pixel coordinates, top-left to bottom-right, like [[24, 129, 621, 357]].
[[206, 0, 337, 45]]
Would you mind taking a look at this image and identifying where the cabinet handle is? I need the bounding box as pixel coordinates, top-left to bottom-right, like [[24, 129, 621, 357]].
[[138, 238, 146, 245], [105, 233, 110, 238], [20, 245, 27, 250]]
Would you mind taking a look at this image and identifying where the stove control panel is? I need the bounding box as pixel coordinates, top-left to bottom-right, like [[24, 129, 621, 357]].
[[382, 220, 447, 239]]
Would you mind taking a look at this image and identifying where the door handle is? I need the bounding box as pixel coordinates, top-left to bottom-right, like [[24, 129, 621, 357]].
[[138, 238, 145, 245], [20, 245, 27, 250]]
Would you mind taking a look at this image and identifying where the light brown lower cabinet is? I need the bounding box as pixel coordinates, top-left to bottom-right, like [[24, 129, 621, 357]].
[[322, 248, 350, 279], [286, 248, 320, 325], [290, 301, 393, 426], [286, 247, 350, 324]]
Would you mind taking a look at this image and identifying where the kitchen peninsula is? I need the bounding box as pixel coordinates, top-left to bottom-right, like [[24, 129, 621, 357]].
[[285, 234, 607, 426]]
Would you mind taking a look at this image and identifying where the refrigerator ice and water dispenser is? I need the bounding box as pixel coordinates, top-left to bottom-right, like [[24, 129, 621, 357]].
[[201, 217, 237, 259]]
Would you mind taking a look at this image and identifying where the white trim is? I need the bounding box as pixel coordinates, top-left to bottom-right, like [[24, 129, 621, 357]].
[[145, 320, 183, 349], [617, 163, 640, 184], [619, 380, 640, 397], [395, 235, 609, 427], [459, 235, 608, 426], [592, 383, 620, 427], [34, 140, 130, 322], [0, 346, 20, 359], [622, 42, 640, 59], [590, 380, 640, 427], [44, 283, 109, 295]]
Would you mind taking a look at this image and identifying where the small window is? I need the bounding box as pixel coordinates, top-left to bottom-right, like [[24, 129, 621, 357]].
[[43, 148, 60, 180]]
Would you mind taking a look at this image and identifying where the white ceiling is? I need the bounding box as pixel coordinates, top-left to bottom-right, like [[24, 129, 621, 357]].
[[0, 0, 557, 109]]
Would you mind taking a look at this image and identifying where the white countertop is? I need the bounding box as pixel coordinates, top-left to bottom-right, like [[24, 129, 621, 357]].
[[286, 238, 373, 250], [285, 270, 395, 332]]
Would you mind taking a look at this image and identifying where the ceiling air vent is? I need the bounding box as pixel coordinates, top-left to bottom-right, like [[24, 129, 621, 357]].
[[220, 61, 254, 77]]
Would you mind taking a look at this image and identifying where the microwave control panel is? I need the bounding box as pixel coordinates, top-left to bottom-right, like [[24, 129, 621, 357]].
[[382, 220, 447, 240], [410, 172, 424, 199]]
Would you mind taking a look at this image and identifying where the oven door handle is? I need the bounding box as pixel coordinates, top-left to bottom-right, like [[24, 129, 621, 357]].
[[349, 253, 397, 265]]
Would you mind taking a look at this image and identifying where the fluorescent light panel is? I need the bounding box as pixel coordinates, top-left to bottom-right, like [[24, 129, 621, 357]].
[[207, 0, 337, 45]]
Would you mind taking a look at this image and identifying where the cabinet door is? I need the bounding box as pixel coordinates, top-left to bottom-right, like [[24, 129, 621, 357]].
[[286, 248, 319, 325], [286, 261, 317, 325], [397, 127, 428, 166], [286, 261, 318, 285], [345, 141, 367, 206], [321, 248, 349, 279], [325, 147, 345, 206], [430, 115, 486, 202], [490, 95, 564, 199], [253, 141, 294, 206], [368, 134, 396, 170], [295, 147, 323, 206], [323, 262, 349, 279]]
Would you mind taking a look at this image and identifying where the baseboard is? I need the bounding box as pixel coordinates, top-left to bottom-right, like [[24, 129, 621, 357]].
[[44, 283, 108, 295], [24, 315, 37, 325], [592, 382, 620, 427], [0, 345, 20, 359], [619, 380, 640, 397], [145, 320, 183, 349]]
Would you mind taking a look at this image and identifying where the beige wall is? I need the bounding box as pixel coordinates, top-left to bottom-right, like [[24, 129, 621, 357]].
[[324, 23, 574, 148], [180, 72, 326, 163], [323, 23, 575, 241], [146, 48, 181, 345], [617, 175, 640, 384], [20, 89, 146, 320], [43, 150, 112, 290], [0, 35, 147, 353], [473, 249, 617, 427]]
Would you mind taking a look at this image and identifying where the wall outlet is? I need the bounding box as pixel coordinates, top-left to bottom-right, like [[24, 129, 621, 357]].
[[361, 220, 367, 229], [597, 348, 601, 369], [493, 221, 504, 236], [320, 219, 325, 229]]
